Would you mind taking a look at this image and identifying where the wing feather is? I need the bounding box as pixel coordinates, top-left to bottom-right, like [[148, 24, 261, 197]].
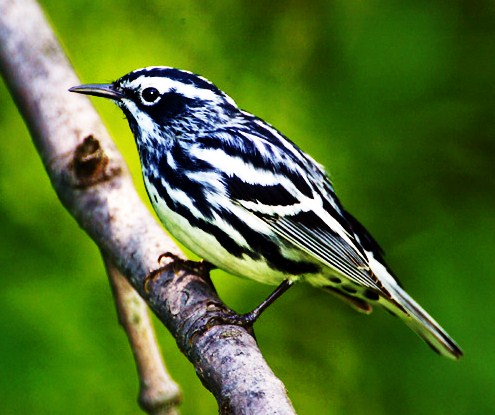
[[262, 213, 382, 290]]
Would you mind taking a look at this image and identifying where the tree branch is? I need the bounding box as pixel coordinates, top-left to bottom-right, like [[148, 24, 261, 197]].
[[0, 0, 296, 413]]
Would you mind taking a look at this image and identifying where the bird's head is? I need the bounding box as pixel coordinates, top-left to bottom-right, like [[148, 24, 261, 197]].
[[70, 66, 239, 145]]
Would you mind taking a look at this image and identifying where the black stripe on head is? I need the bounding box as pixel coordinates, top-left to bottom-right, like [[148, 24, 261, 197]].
[[156, 68, 220, 92], [119, 67, 221, 95], [148, 91, 192, 118]]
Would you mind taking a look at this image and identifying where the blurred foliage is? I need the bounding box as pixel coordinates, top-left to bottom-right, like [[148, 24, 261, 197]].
[[1, 0, 494, 414]]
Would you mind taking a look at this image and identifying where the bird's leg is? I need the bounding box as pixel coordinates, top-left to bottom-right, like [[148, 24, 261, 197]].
[[214, 279, 294, 327], [146, 254, 292, 328], [144, 252, 216, 292]]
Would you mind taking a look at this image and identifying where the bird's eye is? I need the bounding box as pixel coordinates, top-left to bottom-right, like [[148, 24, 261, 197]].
[[141, 87, 160, 103]]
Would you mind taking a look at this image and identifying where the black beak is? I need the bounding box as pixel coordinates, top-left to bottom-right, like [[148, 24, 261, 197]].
[[69, 83, 125, 100]]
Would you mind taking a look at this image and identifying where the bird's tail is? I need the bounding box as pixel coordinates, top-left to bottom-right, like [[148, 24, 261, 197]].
[[382, 280, 463, 360], [368, 257, 463, 360]]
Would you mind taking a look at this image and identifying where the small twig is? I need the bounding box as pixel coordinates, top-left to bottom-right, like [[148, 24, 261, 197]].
[[104, 255, 181, 415]]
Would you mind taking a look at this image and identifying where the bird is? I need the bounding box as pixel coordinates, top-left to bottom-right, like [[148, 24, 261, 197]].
[[70, 66, 462, 359]]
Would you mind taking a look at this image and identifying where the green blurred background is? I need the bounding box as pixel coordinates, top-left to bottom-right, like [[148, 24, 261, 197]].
[[1, 1, 494, 414]]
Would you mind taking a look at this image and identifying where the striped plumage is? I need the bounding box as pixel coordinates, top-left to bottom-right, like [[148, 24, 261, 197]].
[[70, 66, 462, 359]]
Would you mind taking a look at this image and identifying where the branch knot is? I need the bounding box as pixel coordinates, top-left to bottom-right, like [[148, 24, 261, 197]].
[[70, 135, 121, 188]]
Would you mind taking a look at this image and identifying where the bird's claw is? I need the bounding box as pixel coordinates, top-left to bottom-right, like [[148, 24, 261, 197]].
[[203, 308, 258, 339]]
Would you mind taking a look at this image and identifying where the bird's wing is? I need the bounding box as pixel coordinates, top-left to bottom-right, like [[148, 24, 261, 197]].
[[223, 158, 384, 292], [260, 211, 383, 290], [196, 126, 387, 292]]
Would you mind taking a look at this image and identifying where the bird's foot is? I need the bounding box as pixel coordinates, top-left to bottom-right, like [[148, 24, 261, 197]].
[[202, 307, 258, 339], [205, 280, 294, 334], [207, 309, 259, 328]]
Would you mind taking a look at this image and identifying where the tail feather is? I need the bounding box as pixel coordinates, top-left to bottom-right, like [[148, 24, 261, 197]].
[[384, 284, 463, 360], [366, 256, 463, 359]]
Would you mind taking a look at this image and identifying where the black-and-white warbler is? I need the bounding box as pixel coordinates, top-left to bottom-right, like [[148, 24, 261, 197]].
[[70, 66, 462, 359]]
